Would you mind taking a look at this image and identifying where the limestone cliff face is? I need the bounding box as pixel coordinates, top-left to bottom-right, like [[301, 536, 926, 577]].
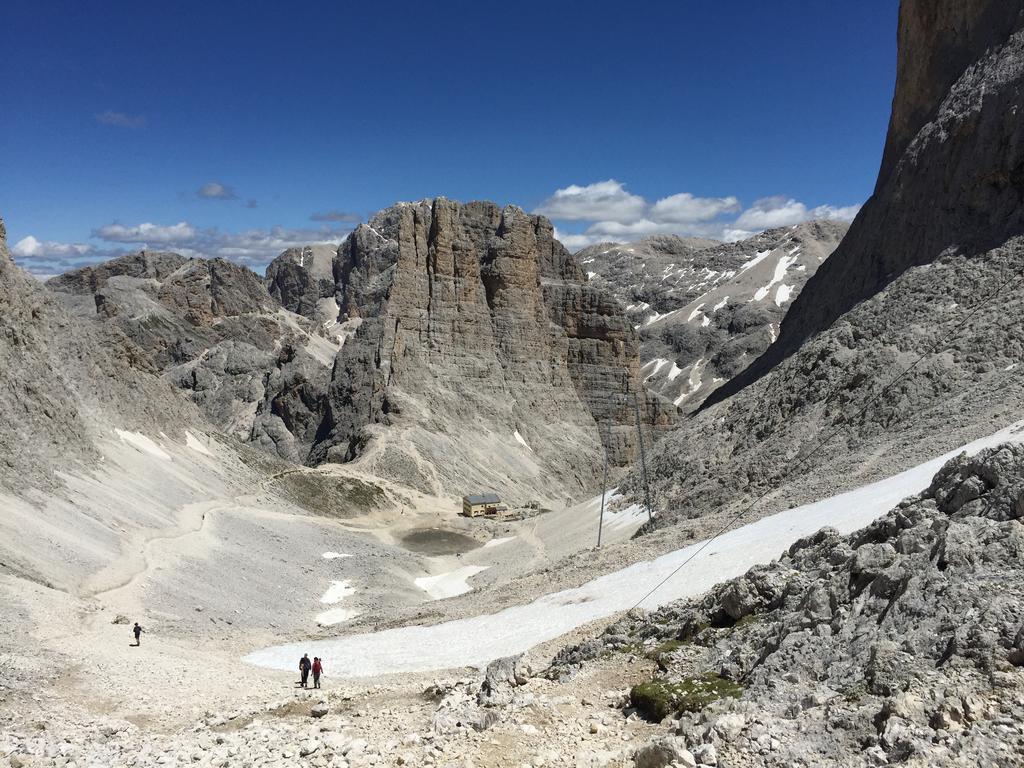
[[879, 0, 1024, 188], [635, 0, 1024, 528], [308, 199, 671, 500], [707, 0, 1024, 409]]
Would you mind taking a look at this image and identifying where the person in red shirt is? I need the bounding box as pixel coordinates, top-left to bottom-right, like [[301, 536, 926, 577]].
[[312, 657, 323, 689]]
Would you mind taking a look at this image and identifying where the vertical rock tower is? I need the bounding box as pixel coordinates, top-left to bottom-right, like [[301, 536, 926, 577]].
[[306, 199, 673, 500]]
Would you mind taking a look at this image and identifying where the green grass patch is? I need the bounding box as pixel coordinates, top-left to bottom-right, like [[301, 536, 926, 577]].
[[272, 472, 387, 518], [645, 639, 684, 664], [630, 674, 744, 722], [678, 620, 710, 644]]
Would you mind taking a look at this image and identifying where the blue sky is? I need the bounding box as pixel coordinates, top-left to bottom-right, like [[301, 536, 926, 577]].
[[1, 1, 898, 274]]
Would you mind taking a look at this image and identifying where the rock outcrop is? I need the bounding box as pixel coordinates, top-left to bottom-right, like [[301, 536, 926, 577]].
[[307, 199, 673, 499], [708, 0, 1024, 408], [0, 220, 204, 494], [579, 221, 848, 411], [265, 244, 338, 320], [47, 253, 335, 463], [629, 0, 1024, 526], [554, 443, 1024, 766]]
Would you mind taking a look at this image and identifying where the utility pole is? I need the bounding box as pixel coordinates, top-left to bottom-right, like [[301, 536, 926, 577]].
[[597, 421, 609, 548], [634, 392, 654, 523]]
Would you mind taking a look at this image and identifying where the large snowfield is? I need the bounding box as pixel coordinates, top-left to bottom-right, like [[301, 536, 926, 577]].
[[244, 421, 1024, 678]]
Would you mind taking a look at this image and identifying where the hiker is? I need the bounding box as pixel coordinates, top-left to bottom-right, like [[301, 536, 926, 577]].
[[312, 657, 323, 688], [132, 622, 143, 646], [299, 653, 311, 687]]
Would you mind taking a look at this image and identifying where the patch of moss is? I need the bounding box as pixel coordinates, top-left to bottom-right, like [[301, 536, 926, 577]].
[[729, 614, 761, 631], [678, 620, 710, 644], [615, 642, 646, 656], [228, 439, 295, 476], [630, 674, 744, 722], [842, 681, 869, 703], [272, 472, 387, 518], [645, 638, 684, 664]]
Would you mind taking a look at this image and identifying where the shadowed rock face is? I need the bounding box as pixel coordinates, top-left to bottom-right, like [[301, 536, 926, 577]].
[[707, 0, 1024, 409], [628, 0, 1024, 528], [265, 244, 337, 318], [308, 199, 673, 499]]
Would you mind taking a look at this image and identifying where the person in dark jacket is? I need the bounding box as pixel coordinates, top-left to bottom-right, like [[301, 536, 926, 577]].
[[132, 622, 143, 646], [312, 657, 323, 688], [299, 654, 311, 687]]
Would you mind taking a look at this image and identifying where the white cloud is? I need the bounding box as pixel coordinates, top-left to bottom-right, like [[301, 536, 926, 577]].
[[553, 229, 609, 251], [649, 192, 740, 224], [811, 203, 862, 221], [12, 235, 91, 259], [94, 221, 197, 243], [197, 182, 237, 200], [10, 220, 352, 277], [535, 180, 646, 222], [721, 228, 756, 243], [540, 182, 862, 251], [91, 220, 349, 266], [95, 111, 146, 128], [734, 196, 861, 231]]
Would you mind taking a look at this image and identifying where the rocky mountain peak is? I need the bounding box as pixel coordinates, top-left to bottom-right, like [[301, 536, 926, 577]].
[[310, 197, 673, 500]]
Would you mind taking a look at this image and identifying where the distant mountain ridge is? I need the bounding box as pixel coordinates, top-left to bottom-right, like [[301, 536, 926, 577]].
[[42, 199, 674, 504], [577, 220, 848, 410]]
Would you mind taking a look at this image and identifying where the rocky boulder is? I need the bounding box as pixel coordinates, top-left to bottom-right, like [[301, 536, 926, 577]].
[[556, 443, 1024, 766]]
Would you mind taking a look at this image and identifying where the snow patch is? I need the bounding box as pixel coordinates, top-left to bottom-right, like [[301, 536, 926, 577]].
[[320, 580, 356, 604], [316, 607, 360, 626], [415, 565, 489, 600], [602, 503, 646, 531], [322, 552, 351, 560], [315, 579, 358, 625], [686, 304, 706, 323], [246, 421, 1024, 676], [513, 431, 533, 452], [712, 296, 729, 312], [740, 250, 771, 272], [115, 430, 171, 461], [185, 432, 212, 456], [775, 284, 794, 306], [673, 358, 707, 406], [482, 536, 516, 549], [754, 255, 798, 302]]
